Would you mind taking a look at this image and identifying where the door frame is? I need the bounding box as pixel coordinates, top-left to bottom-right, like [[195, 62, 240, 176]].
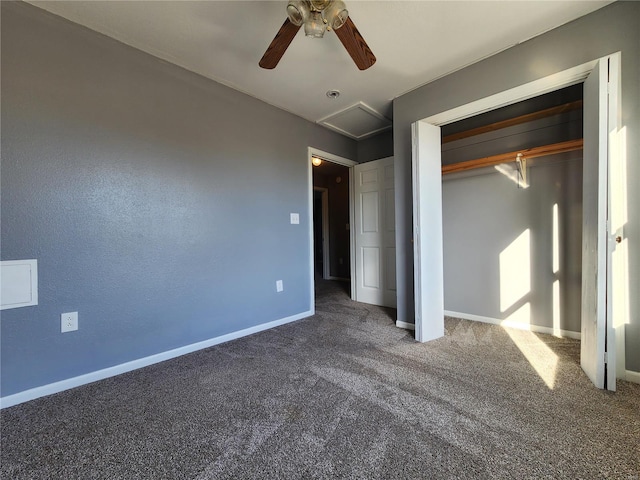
[[308, 147, 358, 310], [412, 122, 445, 342], [313, 187, 330, 280], [412, 53, 625, 384]]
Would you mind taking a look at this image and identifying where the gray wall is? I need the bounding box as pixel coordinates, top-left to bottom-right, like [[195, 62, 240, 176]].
[[393, 1, 640, 371], [0, 2, 355, 397], [442, 110, 582, 165], [357, 130, 393, 163], [443, 157, 583, 333]]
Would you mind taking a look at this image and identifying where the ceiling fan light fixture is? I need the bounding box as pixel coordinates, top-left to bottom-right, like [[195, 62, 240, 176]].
[[323, 0, 348, 30], [286, 0, 309, 26], [260, 0, 375, 70], [310, 0, 331, 11], [304, 11, 326, 38]]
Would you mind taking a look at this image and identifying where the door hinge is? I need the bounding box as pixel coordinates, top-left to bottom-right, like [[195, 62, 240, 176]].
[[604, 352, 608, 364]]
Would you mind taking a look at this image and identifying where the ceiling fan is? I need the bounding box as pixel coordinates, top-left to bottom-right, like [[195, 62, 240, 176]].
[[259, 0, 376, 71]]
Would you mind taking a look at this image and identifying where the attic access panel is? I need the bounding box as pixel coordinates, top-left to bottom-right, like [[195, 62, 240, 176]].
[[318, 103, 392, 140]]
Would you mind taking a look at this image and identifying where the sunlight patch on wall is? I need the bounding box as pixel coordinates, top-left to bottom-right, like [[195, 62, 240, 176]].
[[494, 163, 520, 186], [499, 229, 531, 313], [494, 152, 529, 189], [505, 302, 531, 325]]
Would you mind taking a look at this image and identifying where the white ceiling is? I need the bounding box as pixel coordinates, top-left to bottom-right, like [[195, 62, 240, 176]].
[[28, 0, 612, 139]]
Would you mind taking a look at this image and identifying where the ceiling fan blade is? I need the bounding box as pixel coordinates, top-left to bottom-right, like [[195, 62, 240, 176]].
[[334, 17, 376, 71], [259, 19, 301, 69]]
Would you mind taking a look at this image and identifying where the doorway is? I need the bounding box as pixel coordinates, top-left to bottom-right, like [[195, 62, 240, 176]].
[[308, 148, 356, 303], [412, 53, 625, 390], [312, 161, 350, 283], [439, 84, 584, 339], [308, 148, 398, 314]]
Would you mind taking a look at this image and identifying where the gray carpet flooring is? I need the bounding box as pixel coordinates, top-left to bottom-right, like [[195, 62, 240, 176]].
[[1, 279, 639, 479]]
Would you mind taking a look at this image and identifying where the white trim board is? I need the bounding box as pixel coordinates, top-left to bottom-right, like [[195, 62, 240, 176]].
[[308, 147, 357, 168], [445, 310, 581, 340], [396, 320, 415, 331], [0, 310, 312, 409], [624, 370, 640, 385], [424, 60, 598, 127]]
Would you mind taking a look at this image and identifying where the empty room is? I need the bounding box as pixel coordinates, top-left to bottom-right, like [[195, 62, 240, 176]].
[[1, 1, 638, 478]]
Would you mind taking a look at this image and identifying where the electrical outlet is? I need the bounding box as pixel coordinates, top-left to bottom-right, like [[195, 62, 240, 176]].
[[61, 312, 78, 333], [276, 280, 284, 292], [290, 213, 299, 225]]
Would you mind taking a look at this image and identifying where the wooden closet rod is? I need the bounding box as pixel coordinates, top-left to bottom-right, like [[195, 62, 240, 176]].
[[442, 139, 583, 175], [442, 100, 583, 144]]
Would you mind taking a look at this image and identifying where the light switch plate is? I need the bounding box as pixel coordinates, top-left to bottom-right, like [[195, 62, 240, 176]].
[[276, 280, 284, 292], [290, 213, 300, 225]]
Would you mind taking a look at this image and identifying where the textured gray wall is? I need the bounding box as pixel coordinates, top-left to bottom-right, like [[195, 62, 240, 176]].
[[393, 1, 639, 371], [0, 2, 355, 397], [443, 157, 583, 333]]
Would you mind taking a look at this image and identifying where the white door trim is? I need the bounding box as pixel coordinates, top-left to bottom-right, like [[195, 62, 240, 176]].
[[605, 52, 623, 388], [313, 187, 330, 280], [412, 54, 625, 382], [423, 60, 598, 127], [607, 52, 626, 384], [308, 148, 357, 308], [412, 123, 444, 342]]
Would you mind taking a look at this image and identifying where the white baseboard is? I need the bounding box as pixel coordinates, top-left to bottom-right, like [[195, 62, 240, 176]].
[[444, 310, 581, 340], [396, 320, 415, 331], [625, 370, 640, 384], [0, 310, 312, 409]]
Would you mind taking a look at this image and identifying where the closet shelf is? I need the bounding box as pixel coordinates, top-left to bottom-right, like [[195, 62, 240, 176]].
[[441, 139, 583, 175], [442, 100, 583, 144]]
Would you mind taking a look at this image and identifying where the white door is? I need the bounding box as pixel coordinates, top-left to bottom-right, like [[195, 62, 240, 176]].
[[353, 157, 396, 307], [412, 121, 445, 342], [581, 57, 618, 390]]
